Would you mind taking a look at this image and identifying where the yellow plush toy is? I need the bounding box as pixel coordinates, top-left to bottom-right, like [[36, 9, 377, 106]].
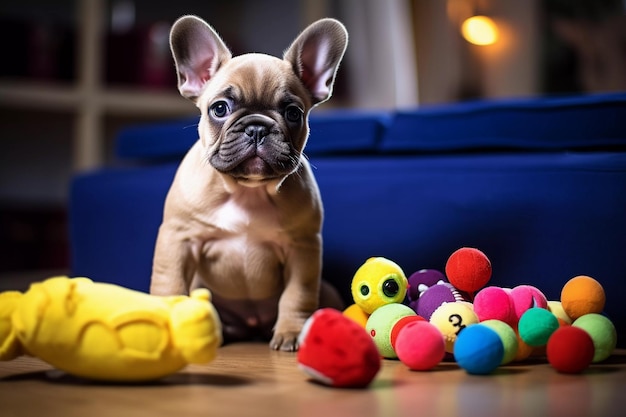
[[350, 257, 408, 315], [0, 276, 222, 381]]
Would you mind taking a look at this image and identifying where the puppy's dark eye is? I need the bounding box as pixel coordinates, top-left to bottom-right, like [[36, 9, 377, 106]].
[[285, 105, 303, 123], [210, 101, 230, 118]]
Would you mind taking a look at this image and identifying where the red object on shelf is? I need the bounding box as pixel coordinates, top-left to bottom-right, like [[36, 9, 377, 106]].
[[105, 22, 176, 90]]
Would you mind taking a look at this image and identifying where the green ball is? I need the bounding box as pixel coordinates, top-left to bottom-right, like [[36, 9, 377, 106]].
[[572, 313, 617, 363], [480, 319, 519, 364], [366, 303, 416, 359], [518, 307, 559, 347]]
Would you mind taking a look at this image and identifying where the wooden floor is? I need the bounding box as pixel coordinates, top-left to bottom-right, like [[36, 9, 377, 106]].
[[1, 343, 625, 417]]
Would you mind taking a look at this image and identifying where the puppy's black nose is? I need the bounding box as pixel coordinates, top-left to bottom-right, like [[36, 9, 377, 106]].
[[245, 125, 268, 144]]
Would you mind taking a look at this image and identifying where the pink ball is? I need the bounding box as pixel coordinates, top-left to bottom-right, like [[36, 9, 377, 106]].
[[510, 285, 548, 324], [473, 286, 516, 327], [395, 321, 446, 371]]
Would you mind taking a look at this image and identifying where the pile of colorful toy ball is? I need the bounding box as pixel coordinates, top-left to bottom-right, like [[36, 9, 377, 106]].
[[296, 248, 618, 388]]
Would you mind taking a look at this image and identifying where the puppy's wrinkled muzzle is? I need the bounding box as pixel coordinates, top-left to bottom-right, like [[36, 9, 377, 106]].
[[210, 115, 296, 181]]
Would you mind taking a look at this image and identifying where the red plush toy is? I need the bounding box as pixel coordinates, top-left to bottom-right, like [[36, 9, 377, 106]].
[[297, 308, 381, 388]]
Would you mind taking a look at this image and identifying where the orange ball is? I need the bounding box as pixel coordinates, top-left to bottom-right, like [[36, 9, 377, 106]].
[[560, 275, 605, 320], [343, 304, 370, 328], [513, 332, 534, 362]]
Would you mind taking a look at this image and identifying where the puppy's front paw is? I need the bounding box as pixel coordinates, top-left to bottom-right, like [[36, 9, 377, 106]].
[[269, 331, 300, 352]]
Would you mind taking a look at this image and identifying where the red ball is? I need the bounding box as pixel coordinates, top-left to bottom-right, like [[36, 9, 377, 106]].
[[547, 326, 595, 374], [395, 321, 446, 371], [445, 247, 492, 293], [390, 315, 426, 350]]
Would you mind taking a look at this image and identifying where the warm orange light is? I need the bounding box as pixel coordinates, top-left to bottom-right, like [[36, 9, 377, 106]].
[[461, 15, 499, 46]]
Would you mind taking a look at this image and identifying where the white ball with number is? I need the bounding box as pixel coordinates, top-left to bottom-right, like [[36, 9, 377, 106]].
[[429, 301, 479, 353]]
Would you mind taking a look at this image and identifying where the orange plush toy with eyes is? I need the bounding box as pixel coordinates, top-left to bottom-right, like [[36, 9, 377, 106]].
[[0, 276, 222, 381]]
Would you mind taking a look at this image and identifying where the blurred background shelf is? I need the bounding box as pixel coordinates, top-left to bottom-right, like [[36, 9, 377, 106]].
[[0, 81, 194, 116], [0, 81, 80, 110]]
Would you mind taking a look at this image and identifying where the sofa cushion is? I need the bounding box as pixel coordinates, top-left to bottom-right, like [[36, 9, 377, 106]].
[[115, 117, 200, 161], [305, 110, 390, 155], [381, 92, 626, 153], [114, 111, 389, 161], [69, 164, 177, 291]]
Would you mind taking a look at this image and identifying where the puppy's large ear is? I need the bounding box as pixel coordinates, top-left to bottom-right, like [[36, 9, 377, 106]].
[[169, 15, 232, 102], [284, 18, 348, 105]]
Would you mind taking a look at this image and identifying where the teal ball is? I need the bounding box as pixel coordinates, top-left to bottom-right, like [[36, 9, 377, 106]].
[[518, 307, 559, 347]]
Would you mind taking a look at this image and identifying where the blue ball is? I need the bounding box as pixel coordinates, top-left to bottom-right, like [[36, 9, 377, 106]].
[[454, 324, 504, 375]]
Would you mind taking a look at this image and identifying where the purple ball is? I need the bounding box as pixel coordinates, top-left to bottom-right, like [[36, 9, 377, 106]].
[[416, 284, 460, 320], [407, 269, 446, 307]]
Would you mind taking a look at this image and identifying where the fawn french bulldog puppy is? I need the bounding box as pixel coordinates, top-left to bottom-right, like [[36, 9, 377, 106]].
[[150, 15, 348, 351]]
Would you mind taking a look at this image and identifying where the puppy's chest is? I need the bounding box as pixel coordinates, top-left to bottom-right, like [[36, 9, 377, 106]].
[[206, 192, 284, 244], [195, 193, 288, 300]]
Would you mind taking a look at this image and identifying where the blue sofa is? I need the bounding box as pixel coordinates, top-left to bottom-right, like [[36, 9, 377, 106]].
[[69, 92, 626, 346]]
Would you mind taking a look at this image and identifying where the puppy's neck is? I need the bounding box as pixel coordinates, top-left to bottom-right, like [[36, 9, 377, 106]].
[[221, 174, 287, 196]]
